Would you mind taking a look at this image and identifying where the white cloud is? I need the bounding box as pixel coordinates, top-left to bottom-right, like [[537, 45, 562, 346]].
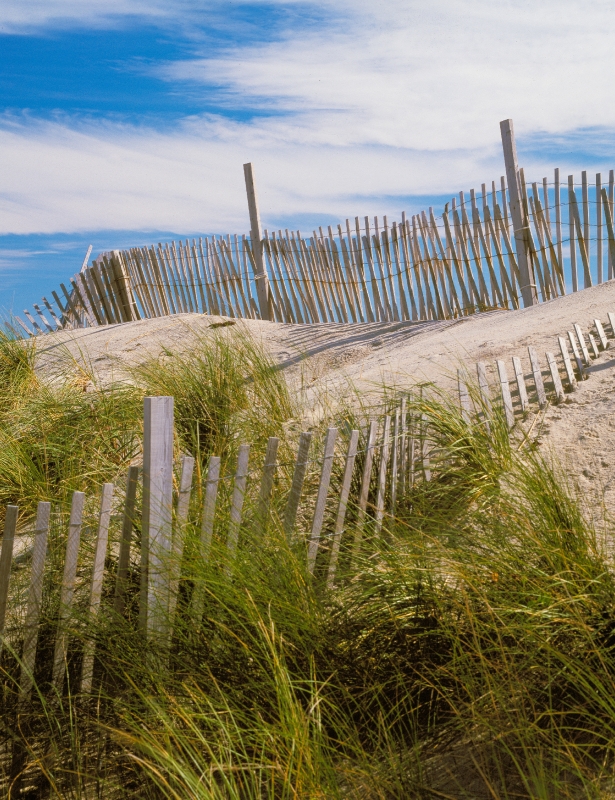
[[3, 0, 615, 234], [164, 0, 615, 150]]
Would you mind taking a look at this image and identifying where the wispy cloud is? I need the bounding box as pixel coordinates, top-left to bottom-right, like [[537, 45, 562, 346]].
[[3, 0, 615, 237]]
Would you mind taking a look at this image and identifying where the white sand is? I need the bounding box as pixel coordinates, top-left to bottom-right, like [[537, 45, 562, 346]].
[[34, 280, 615, 515]]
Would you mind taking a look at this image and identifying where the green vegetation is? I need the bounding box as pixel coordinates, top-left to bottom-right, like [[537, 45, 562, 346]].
[[1, 327, 615, 798]]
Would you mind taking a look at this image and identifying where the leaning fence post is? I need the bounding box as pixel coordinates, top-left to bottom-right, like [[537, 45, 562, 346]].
[[52, 491, 85, 692], [558, 337, 577, 390], [326, 430, 359, 589], [243, 163, 271, 321], [19, 502, 51, 704], [80, 482, 114, 694], [0, 505, 18, 659], [500, 119, 537, 306], [113, 466, 140, 616], [307, 428, 338, 574], [141, 396, 174, 641]]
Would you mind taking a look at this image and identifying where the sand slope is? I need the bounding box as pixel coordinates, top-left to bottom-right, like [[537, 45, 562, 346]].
[[35, 280, 615, 514]]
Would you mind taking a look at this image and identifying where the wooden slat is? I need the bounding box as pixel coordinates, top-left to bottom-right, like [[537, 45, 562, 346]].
[[283, 432, 312, 541], [555, 168, 563, 271], [390, 409, 400, 513], [227, 444, 250, 562], [546, 351, 565, 403], [567, 330, 585, 378], [528, 347, 547, 408], [352, 419, 378, 558], [168, 455, 195, 631], [257, 437, 279, 526], [573, 323, 591, 367], [52, 491, 85, 691], [568, 176, 579, 292], [18, 501, 51, 704], [558, 337, 578, 389], [326, 429, 359, 589], [594, 319, 608, 350], [191, 456, 221, 626], [374, 416, 391, 535], [512, 356, 529, 413], [113, 466, 140, 616], [568, 189, 592, 288], [496, 359, 515, 428], [608, 311, 615, 339], [80, 483, 114, 693], [307, 428, 338, 573], [0, 505, 18, 658], [601, 188, 615, 279], [399, 397, 408, 494], [597, 173, 603, 283], [421, 413, 432, 481], [588, 333, 599, 358]]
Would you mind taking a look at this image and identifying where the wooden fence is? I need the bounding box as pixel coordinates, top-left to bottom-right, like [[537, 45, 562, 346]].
[[1, 305, 614, 704], [15, 122, 615, 336]]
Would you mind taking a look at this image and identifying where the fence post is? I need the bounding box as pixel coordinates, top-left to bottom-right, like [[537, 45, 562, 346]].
[[500, 119, 537, 307], [243, 163, 271, 321], [142, 397, 174, 641]]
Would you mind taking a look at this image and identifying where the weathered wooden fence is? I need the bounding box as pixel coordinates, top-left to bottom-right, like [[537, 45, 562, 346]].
[[16, 122, 615, 336], [1, 306, 613, 703]]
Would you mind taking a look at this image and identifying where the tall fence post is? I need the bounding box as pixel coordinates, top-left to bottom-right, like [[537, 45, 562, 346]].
[[243, 162, 271, 321], [142, 396, 174, 641], [500, 119, 537, 307]]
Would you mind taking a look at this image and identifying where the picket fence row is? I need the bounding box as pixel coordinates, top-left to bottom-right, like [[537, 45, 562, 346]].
[[15, 124, 615, 335], [2, 305, 613, 701]]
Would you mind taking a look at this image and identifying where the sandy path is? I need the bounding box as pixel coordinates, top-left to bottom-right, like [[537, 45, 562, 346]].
[[34, 280, 615, 516]]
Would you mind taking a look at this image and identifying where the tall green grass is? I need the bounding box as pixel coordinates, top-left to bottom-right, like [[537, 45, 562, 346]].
[[1, 329, 615, 798]]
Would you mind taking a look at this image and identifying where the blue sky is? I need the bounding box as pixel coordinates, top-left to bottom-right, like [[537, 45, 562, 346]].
[[2, 0, 615, 315]]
